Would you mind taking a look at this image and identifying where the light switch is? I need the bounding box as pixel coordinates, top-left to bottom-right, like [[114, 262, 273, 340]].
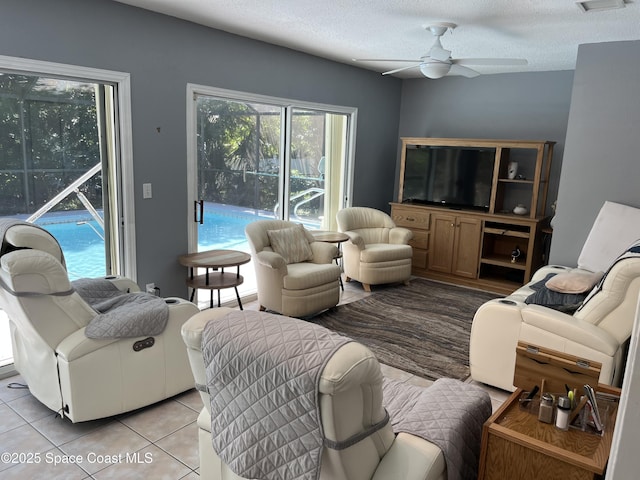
[[143, 183, 152, 199]]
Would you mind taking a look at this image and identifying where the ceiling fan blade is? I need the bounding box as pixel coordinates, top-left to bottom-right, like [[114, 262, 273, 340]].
[[429, 46, 451, 62], [449, 64, 480, 78], [382, 64, 420, 75], [352, 58, 421, 63], [454, 58, 528, 66]]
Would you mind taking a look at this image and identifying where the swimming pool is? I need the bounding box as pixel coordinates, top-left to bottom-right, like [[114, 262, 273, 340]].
[[40, 215, 107, 280], [196, 204, 321, 248], [18, 204, 320, 280]]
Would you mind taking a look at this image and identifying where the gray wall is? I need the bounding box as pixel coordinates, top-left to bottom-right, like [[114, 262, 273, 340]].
[[550, 44, 640, 478], [1, 0, 402, 296], [550, 40, 640, 266], [395, 71, 575, 213]]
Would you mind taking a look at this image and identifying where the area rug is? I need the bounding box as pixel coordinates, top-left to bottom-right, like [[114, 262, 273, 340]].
[[311, 278, 499, 381]]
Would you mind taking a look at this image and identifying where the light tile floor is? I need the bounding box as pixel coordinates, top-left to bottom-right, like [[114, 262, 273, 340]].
[[0, 279, 509, 479]]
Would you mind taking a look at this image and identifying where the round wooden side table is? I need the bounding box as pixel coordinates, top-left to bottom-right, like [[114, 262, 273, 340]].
[[178, 249, 251, 309]]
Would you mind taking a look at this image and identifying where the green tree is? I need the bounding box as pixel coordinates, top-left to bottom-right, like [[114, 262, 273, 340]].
[[0, 74, 101, 216]]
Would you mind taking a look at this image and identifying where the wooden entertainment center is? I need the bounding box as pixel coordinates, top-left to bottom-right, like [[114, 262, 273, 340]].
[[391, 137, 555, 294]]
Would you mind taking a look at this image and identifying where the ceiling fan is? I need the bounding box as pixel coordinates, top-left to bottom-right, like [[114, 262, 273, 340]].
[[353, 23, 527, 79]]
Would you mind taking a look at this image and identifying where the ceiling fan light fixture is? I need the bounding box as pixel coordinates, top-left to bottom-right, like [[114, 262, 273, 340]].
[[420, 62, 451, 79]]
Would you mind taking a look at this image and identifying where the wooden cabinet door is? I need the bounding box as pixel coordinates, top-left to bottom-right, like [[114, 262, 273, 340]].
[[428, 213, 456, 273], [452, 216, 482, 278]]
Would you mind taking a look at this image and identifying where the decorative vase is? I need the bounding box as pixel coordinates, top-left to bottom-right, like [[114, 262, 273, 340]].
[[507, 161, 518, 180], [513, 204, 528, 215]]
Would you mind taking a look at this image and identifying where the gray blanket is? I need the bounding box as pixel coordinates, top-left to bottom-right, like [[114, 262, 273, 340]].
[[383, 377, 492, 480], [201, 310, 350, 480], [73, 278, 169, 339]]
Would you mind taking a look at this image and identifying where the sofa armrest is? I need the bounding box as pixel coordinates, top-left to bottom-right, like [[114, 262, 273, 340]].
[[254, 250, 287, 272], [56, 330, 120, 362], [469, 298, 528, 391], [389, 227, 413, 245], [528, 265, 575, 284], [181, 307, 235, 352], [372, 432, 445, 480], [521, 305, 619, 356], [343, 231, 365, 250], [310, 241, 338, 264], [182, 308, 235, 416], [56, 299, 199, 361]]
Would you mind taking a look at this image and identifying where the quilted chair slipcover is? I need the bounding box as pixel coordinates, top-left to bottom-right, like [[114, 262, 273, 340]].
[[245, 220, 341, 317], [182, 307, 447, 480], [0, 221, 200, 422], [336, 207, 413, 291]]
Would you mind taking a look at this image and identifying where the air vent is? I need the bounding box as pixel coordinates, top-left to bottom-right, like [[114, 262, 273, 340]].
[[576, 0, 625, 12]]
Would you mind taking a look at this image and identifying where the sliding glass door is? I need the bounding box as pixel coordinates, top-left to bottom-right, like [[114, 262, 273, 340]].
[[193, 96, 282, 256], [187, 86, 355, 305]]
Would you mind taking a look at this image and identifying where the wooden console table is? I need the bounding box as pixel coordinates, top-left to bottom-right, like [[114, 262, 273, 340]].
[[178, 249, 251, 309]]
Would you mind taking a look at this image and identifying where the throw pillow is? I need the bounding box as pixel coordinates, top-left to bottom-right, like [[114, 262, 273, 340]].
[[545, 271, 604, 294], [528, 273, 557, 291], [267, 225, 314, 264]]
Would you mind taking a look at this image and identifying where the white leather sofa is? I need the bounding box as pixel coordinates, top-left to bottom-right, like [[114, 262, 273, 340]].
[[182, 307, 447, 480], [470, 201, 640, 392], [0, 221, 200, 422], [245, 220, 341, 317], [336, 207, 413, 291]]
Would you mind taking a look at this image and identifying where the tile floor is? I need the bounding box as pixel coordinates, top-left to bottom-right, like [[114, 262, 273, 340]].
[[0, 279, 509, 479]]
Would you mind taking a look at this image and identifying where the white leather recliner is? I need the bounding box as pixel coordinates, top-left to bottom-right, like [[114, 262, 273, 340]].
[[336, 207, 413, 291], [0, 221, 200, 422], [245, 220, 341, 317], [470, 201, 640, 392], [182, 307, 447, 480]]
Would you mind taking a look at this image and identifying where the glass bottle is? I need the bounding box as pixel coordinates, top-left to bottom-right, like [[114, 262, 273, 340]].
[[538, 393, 554, 424]]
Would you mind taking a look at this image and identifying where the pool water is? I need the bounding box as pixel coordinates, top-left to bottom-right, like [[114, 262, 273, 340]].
[[7, 204, 320, 280], [197, 206, 266, 251], [197, 204, 320, 251], [41, 218, 107, 280]]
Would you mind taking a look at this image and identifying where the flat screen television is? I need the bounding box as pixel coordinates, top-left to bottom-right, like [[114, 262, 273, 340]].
[[401, 145, 496, 211]]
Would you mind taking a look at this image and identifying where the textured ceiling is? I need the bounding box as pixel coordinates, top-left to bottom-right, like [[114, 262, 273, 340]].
[[114, 0, 640, 78]]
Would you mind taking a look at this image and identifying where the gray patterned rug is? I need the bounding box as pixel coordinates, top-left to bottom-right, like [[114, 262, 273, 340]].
[[311, 278, 498, 381]]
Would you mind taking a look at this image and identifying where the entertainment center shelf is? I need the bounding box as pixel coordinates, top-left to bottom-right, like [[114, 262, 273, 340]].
[[393, 137, 555, 294]]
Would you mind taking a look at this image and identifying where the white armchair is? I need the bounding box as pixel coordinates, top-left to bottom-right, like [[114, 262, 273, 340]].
[[245, 220, 341, 317], [0, 221, 199, 422], [336, 207, 413, 291]]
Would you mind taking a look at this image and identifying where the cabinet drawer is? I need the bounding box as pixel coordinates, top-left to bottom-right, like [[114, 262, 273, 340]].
[[412, 249, 428, 269], [409, 230, 429, 249], [392, 207, 430, 229]]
